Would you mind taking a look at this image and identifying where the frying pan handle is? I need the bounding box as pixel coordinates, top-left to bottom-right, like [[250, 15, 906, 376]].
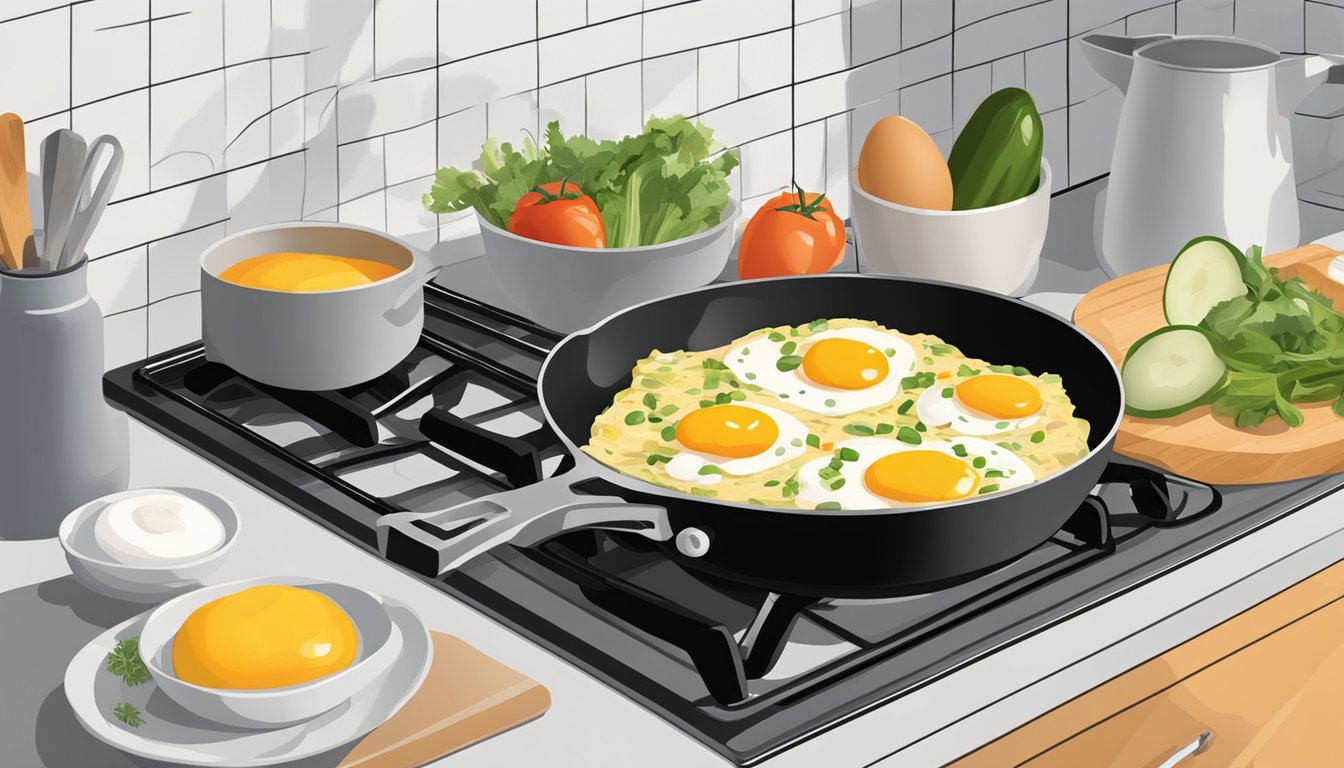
[[375, 471, 671, 577]]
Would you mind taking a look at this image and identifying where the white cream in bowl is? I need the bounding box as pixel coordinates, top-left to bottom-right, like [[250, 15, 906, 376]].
[[92, 491, 226, 566]]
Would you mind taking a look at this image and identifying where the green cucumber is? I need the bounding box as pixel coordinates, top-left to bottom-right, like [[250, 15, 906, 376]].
[[1163, 235, 1247, 325], [948, 88, 1044, 210], [1121, 325, 1227, 418]]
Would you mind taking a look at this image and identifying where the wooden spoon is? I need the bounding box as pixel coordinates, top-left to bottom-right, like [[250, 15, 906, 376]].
[[0, 113, 33, 270]]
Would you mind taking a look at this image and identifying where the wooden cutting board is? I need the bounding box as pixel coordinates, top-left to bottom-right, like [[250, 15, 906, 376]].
[[1073, 243, 1344, 485], [336, 633, 551, 768]]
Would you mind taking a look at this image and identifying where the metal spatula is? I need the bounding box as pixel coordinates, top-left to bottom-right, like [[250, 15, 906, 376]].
[[58, 134, 123, 270], [40, 129, 87, 271]]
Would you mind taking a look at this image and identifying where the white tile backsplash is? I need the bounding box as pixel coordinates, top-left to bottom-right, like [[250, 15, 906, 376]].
[[1, 0, 1332, 371]]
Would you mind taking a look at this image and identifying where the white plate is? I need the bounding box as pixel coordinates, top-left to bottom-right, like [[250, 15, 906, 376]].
[[64, 596, 432, 767]]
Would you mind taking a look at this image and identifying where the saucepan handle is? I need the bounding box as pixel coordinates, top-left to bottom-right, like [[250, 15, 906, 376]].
[[376, 467, 671, 577], [386, 249, 447, 319]]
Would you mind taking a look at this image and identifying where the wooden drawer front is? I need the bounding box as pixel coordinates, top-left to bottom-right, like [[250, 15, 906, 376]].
[[1028, 594, 1344, 767], [952, 560, 1344, 767]]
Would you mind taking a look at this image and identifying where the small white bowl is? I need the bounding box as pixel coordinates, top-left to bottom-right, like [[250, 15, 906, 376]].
[[850, 159, 1052, 295], [478, 199, 738, 333], [138, 576, 404, 729], [58, 487, 240, 603]]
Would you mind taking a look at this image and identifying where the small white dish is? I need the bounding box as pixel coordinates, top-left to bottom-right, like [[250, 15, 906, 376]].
[[64, 593, 431, 767], [138, 576, 405, 728], [850, 159, 1052, 296], [58, 487, 240, 603]]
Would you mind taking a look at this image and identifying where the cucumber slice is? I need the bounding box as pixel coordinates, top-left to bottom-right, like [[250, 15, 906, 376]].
[[1163, 236, 1246, 325], [1122, 325, 1227, 418]]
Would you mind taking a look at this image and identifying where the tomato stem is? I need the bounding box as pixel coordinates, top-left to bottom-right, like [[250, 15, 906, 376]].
[[529, 177, 583, 205], [773, 185, 827, 220]]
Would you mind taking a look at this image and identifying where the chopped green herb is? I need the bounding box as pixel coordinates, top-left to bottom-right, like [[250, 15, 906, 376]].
[[105, 636, 149, 687], [815, 501, 842, 510], [1013, 366, 1030, 376], [704, 369, 722, 389], [972, 456, 987, 469], [994, 421, 1010, 429], [729, 390, 747, 401], [689, 487, 718, 497], [647, 415, 663, 423], [839, 447, 860, 461], [819, 466, 840, 480], [927, 343, 955, 356], [745, 372, 757, 380], [824, 398, 837, 407], [828, 457, 845, 470], [768, 331, 786, 342], [978, 484, 1000, 494], [741, 348, 750, 356], [900, 372, 936, 389], [698, 465, 722, 475], [764, 480, 781, 487], [779, 340, 797, 356], [806, 433, 821, 448], [825, 477, 847, 491], [987, 364, 1014, 374], [748, 498, 766, 506], [941, 387, 954, 398], [985, 469, 1006, 478], [659, 404, 679, 415], [112, 702, 144, 728], [922, 356, 934, 365], [897, 399, 914, 414], [914, 421, 926, 432], [774, 446, 786, 456], [685, 388, 702, 395], [843, 423, 875, 436], [699, 399, 716, 408], [639, 377, 662, 388], [1040, 373, 1061, 384], [624, 412, 645, 425], [646, 453, 673, 465], [1030, 430, 1046, 443], [776, 355, 803, 371], [957, 364, 978, 377], [661, 425, 678, 441], [702, 358, 729, 370], [897, 426, 922, 444], [642, 393, 657, 410], [715, 392, 732, 404], [951, 443, 967, 457], [884, 347, 897, 357], [876, 423, 894, 434], [808, 319, 829, 331]]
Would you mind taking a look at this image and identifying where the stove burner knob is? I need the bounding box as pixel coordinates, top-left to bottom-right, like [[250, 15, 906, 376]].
[[675, 527, 710, 558]]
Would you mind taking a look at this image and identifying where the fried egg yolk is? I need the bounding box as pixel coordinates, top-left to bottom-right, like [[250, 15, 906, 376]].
[[675, 404, 780, 458], [955, 374, 1043, 419], [801, 337, 890, 390], [863, 450, 980, 503], [172, 585, 358, 690]]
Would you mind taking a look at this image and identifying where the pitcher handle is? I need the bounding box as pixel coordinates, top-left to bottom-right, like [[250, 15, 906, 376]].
[[1080, 34, 1173, 94], [1278, 53, 1344, 114]]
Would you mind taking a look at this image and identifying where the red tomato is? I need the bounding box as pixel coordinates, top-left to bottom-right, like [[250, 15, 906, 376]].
[[508, 181, 607, 248], [737, 189, 846, 279]]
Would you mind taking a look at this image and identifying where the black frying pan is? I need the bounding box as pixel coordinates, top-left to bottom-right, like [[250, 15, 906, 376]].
[[377, 275, 1123, 598]]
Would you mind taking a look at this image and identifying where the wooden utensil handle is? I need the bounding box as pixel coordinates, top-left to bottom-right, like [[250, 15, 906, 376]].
[[0, 113, 33, 271]]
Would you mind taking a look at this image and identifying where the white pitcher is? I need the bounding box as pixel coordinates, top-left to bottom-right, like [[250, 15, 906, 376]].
[[1082, 34, 1344, 276]]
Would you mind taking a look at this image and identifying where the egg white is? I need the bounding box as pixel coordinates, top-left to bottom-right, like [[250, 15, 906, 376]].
[[725, 327, 916, 416], [93, 491, 226, 565], [664, 403, 809, 486], [795, 436, 1036, 510], [915, 379, 1043, 436]]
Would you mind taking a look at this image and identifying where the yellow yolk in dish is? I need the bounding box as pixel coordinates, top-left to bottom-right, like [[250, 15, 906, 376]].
[[172, 585, 358, 690], [675, 404, 780, 458], [954, 374, 1043, 419], [219, 252, 402, 292], [863, 450, 980, 503], [801, 337, 890, 390]]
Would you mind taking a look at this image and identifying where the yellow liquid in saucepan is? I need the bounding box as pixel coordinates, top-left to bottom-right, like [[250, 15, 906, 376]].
[[218, 252, 403, 292]]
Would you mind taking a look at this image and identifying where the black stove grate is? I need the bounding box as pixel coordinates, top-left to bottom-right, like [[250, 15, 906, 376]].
[[104, 283, 1344, 766]]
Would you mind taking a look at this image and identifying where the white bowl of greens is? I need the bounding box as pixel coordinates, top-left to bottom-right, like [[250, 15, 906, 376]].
[[424, 117, 740, 333]]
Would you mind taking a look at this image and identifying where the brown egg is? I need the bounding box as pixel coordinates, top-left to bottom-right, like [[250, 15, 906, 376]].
[[856, 116, 954, 210]]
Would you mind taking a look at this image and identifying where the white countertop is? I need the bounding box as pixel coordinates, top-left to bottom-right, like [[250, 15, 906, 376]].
[[6, 187, 1344, 767]]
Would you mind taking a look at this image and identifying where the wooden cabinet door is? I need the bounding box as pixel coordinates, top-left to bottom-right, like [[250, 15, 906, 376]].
[[952, 560, 1344, 767], [1027, 594, 1344, 767]]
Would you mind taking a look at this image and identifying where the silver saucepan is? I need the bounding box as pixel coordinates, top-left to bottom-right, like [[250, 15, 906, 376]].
[[200, 222, 447, 391]]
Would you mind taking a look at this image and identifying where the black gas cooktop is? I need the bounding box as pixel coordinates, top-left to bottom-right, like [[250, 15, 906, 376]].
[[104, 283, 1344, 765]]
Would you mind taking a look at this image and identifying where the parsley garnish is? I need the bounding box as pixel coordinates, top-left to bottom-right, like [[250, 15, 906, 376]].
[[112, 702, 144, 728], [105, 636, 149, 687]]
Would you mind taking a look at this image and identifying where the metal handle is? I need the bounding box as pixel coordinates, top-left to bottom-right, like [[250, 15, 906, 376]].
[[385, 246, 453, 321], [376, 467, 670, 577], [1157, 731, 1213, 768], [60, 134, 123, 269]]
